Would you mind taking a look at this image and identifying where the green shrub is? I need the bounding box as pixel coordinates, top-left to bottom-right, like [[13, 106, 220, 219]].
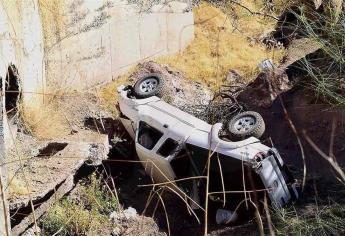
[[40, 174, 118, 235], [273, 202, 345, 236], [41, 200, 93, 235], [290, 6, 345, 105]]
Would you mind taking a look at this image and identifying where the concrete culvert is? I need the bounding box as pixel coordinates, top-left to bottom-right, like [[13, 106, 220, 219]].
[[4, 64, 21, 119]]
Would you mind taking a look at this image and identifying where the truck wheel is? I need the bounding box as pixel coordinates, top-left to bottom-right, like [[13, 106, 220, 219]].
[[227, 111, 265, 139], [133, 74, 165, 98]]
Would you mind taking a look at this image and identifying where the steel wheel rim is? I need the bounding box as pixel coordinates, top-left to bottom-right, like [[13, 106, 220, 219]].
[[232, 116, 256, 133], [139, 78, 158, 93]]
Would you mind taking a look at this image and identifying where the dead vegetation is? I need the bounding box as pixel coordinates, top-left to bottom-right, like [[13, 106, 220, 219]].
[[8, 173, 31, 198], [99, 71, 134, 117], [20, 103, 70, 140], [292, 7, 345, 105], [38, 0, 66, 49], [156, 1, 285, 89], [19, 90, 71, 140]]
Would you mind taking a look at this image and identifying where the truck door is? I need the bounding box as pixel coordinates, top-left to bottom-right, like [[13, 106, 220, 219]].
[[135, 121, 176, 183]]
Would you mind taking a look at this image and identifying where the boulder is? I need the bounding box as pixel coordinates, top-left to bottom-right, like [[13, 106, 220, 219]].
[[237, 71, 292, 108]]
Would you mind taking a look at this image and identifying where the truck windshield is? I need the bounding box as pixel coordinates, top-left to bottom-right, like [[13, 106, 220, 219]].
[[138, 121, 163, 150], [158, 138, 179, 157]]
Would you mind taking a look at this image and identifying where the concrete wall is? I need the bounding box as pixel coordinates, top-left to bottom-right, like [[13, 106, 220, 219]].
[[0, 0, 194, 144], [0, 0, 194, 145], [0, 0, 45, 106], [0, 0, 45, 232], [44, 1, 194, 90], [0, 0, 45, 148]]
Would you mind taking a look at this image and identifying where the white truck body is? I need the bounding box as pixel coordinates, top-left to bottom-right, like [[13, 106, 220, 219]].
[[117, 85, 298, 208]]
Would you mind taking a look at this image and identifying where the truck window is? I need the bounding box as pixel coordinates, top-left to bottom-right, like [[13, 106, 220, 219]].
[[138, 121, 163, 150], [157, 138, 179, 157]]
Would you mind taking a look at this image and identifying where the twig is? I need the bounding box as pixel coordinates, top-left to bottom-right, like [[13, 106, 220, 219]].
[[241, 148, 249, 209], [303, 130, 345, 184], [264, 193, 275, 236], [52, 212, 76, 236], [216, 154, 226, 207], [157, 190, 171, 236], [279, 96, 307, 191], [251, 199, 264, 236], [0, 171, 10, 236], [164, 185, 202, 223], [4, 106, 40, 234], [229, 0, 279, 20], [138, 176, 207, 187]]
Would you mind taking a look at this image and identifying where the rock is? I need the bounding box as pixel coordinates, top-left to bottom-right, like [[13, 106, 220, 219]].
[[9, 133, 109, 212], [225, 69, 243, 85], [110, 206, 138, 223], [111, 227, 121, 236], [70, 124, 79, 134], [22, 226, 41, 236], [110, 207, 166, 236], [278, 38, 321, 72], [168, 1, 190, 12], [123, 206, 137, 218], [237, 71, 292, 108], [11, 176, 75, 235]]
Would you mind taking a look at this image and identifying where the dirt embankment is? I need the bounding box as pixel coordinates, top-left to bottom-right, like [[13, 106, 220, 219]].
[[259, 89, 345, 178]]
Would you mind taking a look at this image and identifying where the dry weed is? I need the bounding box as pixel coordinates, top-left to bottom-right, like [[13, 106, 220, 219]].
[[38, 0, 66, 49], [20, 91, 71, 140], [8, 174, 31, 198], [98, 70, 134, 116], [156, 2, 285, 90]]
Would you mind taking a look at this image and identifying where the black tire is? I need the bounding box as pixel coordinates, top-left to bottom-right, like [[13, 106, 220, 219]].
[[227, 111, 265, 139], [133, 73, 165, 98]]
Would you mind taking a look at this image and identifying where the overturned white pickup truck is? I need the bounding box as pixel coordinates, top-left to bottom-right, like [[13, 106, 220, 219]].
[[116, 74, 298, 212]]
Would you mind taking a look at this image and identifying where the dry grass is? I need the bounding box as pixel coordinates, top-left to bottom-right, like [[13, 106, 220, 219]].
[[99, 1, 286, 112], [273, 201, 345, 235], [8, 174, 31, 198], [229, 0, 276, 37], [20, 93, 71, 140], [98, 69, 136, 116], [273, 0, 296, 14], [38, 0, 66, 49], [156, 2, 285, 90]]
